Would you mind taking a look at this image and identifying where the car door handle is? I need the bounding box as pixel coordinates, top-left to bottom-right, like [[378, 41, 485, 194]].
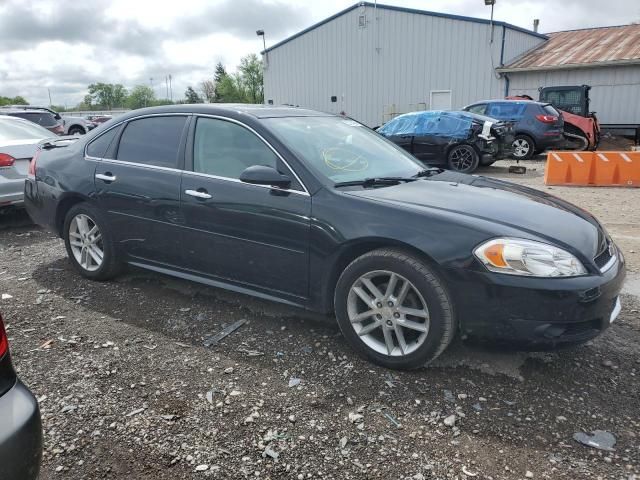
[[95, 173, 116, 182], [185, 189, 212, 199]]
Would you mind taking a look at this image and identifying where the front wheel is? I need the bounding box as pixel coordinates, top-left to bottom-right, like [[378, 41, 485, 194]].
[[63, 203, 122, 280], [447, 145, 479, 173], [334, 249, 456, 369]]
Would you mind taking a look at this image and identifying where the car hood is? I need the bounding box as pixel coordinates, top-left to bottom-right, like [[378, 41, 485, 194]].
[[345, 171, 604, 258]]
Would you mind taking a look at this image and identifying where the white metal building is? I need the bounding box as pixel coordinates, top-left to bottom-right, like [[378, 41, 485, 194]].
[[262, 2, 546, 127]]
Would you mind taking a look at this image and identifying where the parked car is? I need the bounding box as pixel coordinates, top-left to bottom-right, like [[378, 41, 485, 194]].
[[463, 100, 564, 160], [0, 311, 43, 479], [377, 110, 514, 173], [0, 115, 56, 209], [62, 115, 96, 135], [86, 115, 112, 125], [25, 105, 625, 369], [0, 106, 64, 135]]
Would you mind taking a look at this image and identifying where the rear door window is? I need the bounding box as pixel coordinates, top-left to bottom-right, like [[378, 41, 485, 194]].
[[116, 116, 187, 168], [485, 102, 527, 120]]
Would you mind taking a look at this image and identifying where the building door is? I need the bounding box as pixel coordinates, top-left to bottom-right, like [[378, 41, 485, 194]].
[[430, 90, 452, 111]]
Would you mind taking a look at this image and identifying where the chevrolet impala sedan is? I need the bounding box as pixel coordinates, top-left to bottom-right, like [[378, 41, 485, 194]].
[[24, 105, 625, 369]]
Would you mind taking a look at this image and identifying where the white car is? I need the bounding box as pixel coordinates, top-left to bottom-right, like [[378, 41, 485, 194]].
[[0, 116, 55, 209]]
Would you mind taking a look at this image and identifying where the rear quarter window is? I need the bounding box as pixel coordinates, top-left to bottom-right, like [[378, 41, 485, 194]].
[[86, 126, 120, 159], [543, 105, 560, 116]]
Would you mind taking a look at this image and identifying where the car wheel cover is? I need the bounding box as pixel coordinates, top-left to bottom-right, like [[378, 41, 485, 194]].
[[69, 213, 104, 272], [513, 138, 530, 158], [450, 146, 475, 171], [347, 270, 430, 357]]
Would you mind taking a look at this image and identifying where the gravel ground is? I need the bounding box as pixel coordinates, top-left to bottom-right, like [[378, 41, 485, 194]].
[[1, 159, 639, 480]]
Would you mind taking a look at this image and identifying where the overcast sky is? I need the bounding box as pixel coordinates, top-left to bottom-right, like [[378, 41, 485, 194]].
[[1, 0, 638, 108]]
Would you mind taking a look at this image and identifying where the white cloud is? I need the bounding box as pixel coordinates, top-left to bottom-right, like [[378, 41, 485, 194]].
[[1, 0, 637, 107]]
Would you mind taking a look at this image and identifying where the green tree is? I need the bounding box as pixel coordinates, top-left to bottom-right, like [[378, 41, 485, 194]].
[[126, 85, 155, 109], [238, 54, 263, 104], [213, 62, 228, 102], [88, 83, 128, 109], [0, 95, 28, 106], [184, 86, 203, 104], [216, 74, 246, 103]]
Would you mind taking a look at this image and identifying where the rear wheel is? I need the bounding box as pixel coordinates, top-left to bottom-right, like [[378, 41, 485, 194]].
[[68, 126, 85, 135], [334, 249, 456, 369], [512, 135, 535, 160], [447, 145, 479, 173], [63, 203, 122, 280]]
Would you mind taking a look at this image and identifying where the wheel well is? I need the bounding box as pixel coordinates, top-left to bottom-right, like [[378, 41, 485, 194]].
[[68, 124, 85, 133], [55, 195, 87, 236], [514, 132, 535, 147], [323, 240, 440, 313]]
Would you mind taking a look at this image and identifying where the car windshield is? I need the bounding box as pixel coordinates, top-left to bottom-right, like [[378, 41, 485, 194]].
[[264, 116, 424, 184], [0, 116, 52, 142]]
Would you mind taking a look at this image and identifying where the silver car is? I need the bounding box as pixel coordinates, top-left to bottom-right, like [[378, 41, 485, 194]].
[[0, 116, 53, 208]]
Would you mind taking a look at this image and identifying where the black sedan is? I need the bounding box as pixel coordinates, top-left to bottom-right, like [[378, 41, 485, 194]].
[[0, 312, 43, 479], [378, 110, 514, 173], [25, 105, 624, 369]]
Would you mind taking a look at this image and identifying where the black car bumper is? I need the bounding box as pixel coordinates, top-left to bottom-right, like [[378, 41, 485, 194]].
[[443, 252, 626, 346], [0, 380, 43, 480], [536, 132, 565, 151]]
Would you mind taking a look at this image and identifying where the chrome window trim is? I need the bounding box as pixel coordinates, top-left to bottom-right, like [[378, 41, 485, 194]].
[[193, 114, 309, 195], [83, 111, 310, 196], [182, 170, 309, 197]]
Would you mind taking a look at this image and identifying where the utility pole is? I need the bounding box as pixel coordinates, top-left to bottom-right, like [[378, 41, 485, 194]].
[[169, 75, 172, 102], [165, 76, 169, 99], [47, 88, 52, 107]]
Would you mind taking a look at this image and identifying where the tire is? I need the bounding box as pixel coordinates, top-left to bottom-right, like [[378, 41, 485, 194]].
[[512, 135, 535, 160], [63, 202, 122, 281], [447, 145, 479, 173], [68, 126, 85, 135], [334, 249, 456, 369]]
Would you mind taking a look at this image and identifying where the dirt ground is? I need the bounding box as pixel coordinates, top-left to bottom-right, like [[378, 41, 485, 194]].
[[1, 158, 639, 480]]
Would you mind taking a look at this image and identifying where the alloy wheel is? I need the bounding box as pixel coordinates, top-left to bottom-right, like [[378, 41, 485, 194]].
[[347, 270, 430, 357], [449, 147, 475, 171], [513, 138, 530, 158], [68, 214, 104, 272]]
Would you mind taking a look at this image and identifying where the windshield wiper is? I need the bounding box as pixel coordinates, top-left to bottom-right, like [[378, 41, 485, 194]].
[[413, 168, 444, 178], [334, 176, 418, 188]]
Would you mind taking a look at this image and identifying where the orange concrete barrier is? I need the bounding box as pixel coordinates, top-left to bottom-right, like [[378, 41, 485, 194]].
[[545, 151, 640, 187]]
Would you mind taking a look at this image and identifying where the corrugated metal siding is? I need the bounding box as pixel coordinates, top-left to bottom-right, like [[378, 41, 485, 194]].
[[507, 65, 640, 124], [502, 28, 546, 65], [264, 6, 541, 127]]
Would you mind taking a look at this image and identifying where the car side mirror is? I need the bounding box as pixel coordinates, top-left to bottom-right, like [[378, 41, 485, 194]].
[[239, 165, 291, 189]]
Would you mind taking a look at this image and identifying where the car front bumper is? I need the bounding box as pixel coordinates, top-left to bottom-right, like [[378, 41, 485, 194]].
[[443, 250, 626, 346], [0, 380, 42, 480]]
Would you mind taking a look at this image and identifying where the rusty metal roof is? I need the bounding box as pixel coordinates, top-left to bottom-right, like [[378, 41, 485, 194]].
[[499, 24, 640, 72]]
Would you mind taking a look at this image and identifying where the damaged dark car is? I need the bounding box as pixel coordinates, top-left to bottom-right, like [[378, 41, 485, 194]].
[[378, 110, 514, 173]]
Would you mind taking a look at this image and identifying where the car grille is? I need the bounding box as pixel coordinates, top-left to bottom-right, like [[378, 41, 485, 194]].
[[594, 237, 616, 272]]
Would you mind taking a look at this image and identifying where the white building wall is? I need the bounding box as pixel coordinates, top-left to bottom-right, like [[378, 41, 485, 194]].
[[264, 5, 545, 127], [507, 65, 640, 124]]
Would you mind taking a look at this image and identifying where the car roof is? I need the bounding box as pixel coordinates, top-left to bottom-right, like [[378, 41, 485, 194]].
[[116, 104, 334, 121], [0, 107, 56, 114], [469, 99, 546, 106]]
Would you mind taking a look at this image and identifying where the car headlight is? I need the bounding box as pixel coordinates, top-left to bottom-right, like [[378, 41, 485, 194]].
[[474, 238, 587, 277]]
